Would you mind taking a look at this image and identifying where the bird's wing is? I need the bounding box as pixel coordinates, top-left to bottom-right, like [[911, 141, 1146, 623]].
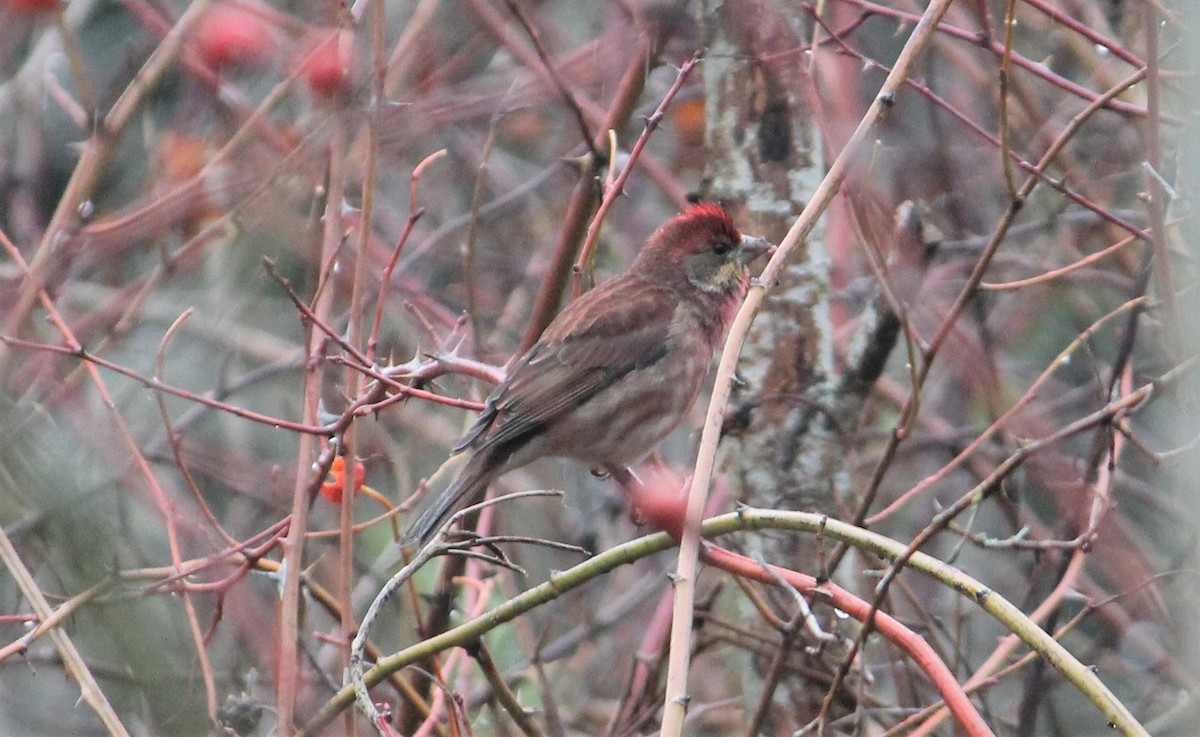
[[456, 278, 674, 454]]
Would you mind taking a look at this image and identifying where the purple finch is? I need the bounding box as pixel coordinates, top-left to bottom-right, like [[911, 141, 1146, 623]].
[[402, 203, 770, 546]]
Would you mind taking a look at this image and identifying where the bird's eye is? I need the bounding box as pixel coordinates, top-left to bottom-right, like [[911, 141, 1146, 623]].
[[712, 240, 734, 256]]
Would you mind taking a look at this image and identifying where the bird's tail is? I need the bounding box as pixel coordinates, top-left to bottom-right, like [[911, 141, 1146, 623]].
[[399, 451, 498, 548]]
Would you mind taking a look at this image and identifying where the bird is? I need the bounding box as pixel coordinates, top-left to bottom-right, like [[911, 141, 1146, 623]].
[[401, 203, 771, 546]]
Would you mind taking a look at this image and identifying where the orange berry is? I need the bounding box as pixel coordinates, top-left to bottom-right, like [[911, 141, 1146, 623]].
[[320, 456, 365, 503]]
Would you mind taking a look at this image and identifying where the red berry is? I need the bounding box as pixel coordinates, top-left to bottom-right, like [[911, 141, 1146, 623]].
[[196, 4, 272, 70], [4, 0, 61, 15], [628, 467, 690, 542], [300, 31, 353, 97]]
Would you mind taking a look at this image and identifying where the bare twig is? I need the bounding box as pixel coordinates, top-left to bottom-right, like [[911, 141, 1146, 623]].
[[0, 528, 132, 737], [571, 52, 703, 299]]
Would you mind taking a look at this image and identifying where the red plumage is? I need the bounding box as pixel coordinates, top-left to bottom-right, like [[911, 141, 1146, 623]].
[[402, 203, 770, 546]]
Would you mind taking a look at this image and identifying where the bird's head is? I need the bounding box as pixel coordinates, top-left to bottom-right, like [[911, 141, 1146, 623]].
[[635, 203, 772, 296]]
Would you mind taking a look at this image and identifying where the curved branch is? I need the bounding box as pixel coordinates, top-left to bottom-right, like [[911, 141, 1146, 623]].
[[297, 510, 1150, 737]]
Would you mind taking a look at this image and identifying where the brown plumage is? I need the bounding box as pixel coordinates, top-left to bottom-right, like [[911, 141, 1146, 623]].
[[402, 203, 770, 546]]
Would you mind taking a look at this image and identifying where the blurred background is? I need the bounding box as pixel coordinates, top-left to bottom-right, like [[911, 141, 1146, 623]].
[[0, 0, 1195, 735]]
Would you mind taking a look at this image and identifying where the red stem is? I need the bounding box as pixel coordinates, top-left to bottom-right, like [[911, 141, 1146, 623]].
[[701, 543, 994, 737]]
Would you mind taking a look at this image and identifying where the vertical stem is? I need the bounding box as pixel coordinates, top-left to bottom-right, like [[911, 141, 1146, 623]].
[[1141, 5, 1181, 358], [278, 117, 347, 735], [656, 1, 957, 735], [340, 4, 386, 734]]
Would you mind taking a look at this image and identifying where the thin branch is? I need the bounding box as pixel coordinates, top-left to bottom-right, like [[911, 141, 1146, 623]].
[[153, 310, 218, 722], [519, 35, 658, 350], [470, 641, 549, 737], [500, 0, 596, 156], [0, 336, 337, 436], [368, 149, 446, 362], [571, 52, 703, 299], [0, 527, 132, 737]]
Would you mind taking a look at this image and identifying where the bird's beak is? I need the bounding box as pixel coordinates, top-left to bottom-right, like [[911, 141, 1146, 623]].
[[736, 234, 774, 265]]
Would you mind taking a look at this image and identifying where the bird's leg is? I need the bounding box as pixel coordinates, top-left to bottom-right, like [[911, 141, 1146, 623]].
[[605, 466, 644, 526], [604, 465, 644, 496]]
